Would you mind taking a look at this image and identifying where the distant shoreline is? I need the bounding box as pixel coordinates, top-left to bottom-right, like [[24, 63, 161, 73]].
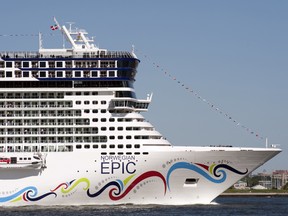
[[220, 192, 288, 197]]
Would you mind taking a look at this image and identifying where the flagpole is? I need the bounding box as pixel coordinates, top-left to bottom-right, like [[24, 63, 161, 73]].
[[39, 32, 43, 49]]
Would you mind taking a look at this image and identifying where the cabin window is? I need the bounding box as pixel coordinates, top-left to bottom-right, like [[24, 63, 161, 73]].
[[109, 71, 115, 77], [39, 62, 46, 67], [22, 62, 30, 67], [5, 62, 13, 68], [6, 71, 12, 77], [100, 71, 107, 77], [23, 71, 29, 77], [75, 71, 81, 77], [56, 62, 63, 67], [40, 71, 46, 77], [57, 71, 63, 77], [91, 71, 98, 77]]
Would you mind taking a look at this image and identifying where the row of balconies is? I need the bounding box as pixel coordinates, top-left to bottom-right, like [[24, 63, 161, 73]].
[[0, 101, 72, 107], [0, 60, 116, 69], [0, 92, 65, 99], [0, 145, 73, 152], [0, 136, 107, 144], [0, 110, 81, 118], [0, 127, 98, 135], [0, 119, 89, 126]]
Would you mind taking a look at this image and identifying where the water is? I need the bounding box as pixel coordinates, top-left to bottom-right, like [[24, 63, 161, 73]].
[[0, 196, 287, 216]]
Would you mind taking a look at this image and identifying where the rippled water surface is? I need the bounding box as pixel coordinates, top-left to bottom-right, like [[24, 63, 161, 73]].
[[0, 196, 287, 216]]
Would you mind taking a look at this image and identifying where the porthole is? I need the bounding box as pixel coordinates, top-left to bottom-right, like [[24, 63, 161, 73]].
[[101, 127, 106, 131]]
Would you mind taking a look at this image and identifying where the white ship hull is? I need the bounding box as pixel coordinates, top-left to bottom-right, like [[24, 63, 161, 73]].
[[0, 146, 280, 206]]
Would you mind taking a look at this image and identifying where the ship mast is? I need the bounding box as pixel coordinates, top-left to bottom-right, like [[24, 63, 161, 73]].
[[53, 17, 98, 51]]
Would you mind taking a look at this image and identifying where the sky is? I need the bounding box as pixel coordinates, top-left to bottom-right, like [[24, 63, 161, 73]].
[[0, 0, 287, 172]]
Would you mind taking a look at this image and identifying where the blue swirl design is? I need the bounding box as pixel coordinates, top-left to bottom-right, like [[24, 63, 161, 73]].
[[0, 186, 57, 203], [116, 179, 124, 191], [0, 186, 37, 203], [166, 162, 248, 191], [87, 181, 122, 198], [166, 162, 226, 190]]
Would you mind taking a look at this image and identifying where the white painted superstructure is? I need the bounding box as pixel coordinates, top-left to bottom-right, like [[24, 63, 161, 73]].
[[0, 20, 281, 206]]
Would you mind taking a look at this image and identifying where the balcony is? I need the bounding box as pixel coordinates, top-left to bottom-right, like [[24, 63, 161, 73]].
[[109, 97, 151, 112]]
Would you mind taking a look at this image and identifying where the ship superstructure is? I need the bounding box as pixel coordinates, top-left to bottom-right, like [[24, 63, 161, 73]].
[[0, 20, 281, 206]]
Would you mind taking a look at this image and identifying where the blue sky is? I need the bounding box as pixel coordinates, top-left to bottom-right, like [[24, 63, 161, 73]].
[[0, 0, 287, 172]]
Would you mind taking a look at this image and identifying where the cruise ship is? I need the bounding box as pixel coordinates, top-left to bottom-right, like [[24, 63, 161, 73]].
[[0, 19, 281, 206]]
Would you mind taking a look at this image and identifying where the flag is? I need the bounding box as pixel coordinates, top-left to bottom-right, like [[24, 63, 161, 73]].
[[50, 24, 58, 30]]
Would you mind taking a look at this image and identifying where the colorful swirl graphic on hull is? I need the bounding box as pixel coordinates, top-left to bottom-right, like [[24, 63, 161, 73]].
[[0, 162, 248, 203]]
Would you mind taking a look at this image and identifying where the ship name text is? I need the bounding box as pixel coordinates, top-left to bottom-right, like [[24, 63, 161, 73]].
[[100, 155, 136, 174]]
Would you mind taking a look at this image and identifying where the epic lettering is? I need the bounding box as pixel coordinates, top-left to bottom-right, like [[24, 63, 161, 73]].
[[101, 161, 136, 174]]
